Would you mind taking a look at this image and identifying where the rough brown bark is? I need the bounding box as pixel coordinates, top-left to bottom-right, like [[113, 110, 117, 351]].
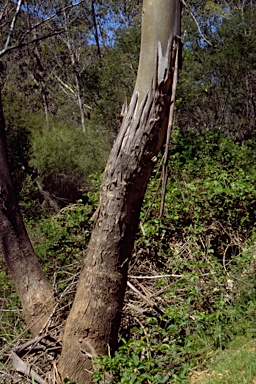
[[58, 1, 181, 382], [0, 89, 56, 336]]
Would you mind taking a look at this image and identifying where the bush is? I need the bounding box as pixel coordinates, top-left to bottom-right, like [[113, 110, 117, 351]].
[[30, 120, 111, 179]]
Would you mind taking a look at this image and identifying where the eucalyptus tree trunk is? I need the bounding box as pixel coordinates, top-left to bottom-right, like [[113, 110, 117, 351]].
[[0, 89, 55, 336], [58, 1, 182, 383]]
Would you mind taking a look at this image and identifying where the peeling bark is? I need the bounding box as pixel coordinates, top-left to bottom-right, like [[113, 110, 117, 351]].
[[59, 1, 181, 382], [135, 0, 181, 104]]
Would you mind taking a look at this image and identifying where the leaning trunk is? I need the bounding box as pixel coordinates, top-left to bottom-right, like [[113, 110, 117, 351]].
[[0, 89, 55, 336], [58, 1, 181, 382]]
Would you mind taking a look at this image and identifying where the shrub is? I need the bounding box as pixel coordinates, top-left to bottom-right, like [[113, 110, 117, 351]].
[[30, 120, 111, 180]]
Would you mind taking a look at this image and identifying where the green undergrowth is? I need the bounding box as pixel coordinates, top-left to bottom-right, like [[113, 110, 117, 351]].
[[0, 263, 29, 378], [27, 202, 94, 285], [92, 130, 256, 383], [0, 268, 26, 347], [25, 174, 101, 278], [0, 130, 256, 383], [92, 237, 256, 383]]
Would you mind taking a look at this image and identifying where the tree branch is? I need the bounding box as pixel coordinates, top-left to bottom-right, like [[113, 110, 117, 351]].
[[0, 30, 63, 58], [181, 0, 213, 47], [0, 1, 9, 23], [0, 0, 86, 59], [0, 0, 23, 57]]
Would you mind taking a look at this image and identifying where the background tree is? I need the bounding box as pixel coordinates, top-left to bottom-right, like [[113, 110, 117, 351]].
[[0, 0, 57, 335], [1, 1, 140, 212], [178, 0, 255, 139]]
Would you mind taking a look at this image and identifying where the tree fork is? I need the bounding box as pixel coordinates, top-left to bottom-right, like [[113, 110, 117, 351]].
[[58, 1, 181, 382]]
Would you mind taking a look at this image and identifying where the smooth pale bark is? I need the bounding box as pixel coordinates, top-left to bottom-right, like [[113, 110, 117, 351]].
[[135, 0, 181, 104], [63, 9, 87, 132], [0, 89, 56, 336], [58, 1, 181, 383]]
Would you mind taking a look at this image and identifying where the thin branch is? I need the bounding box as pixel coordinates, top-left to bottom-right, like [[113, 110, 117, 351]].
[[129, 272, 216, 279], [55, 75, 92, 110], [0, 0, 86, 59], [0, 30, 63, 58], [181, 0, 213, 47], [55, 75, 76, 95], [1, 0, 22, 56], [0, 1, 9, 23], [91, 0, 101, 57], [160, 38, 180, 217], [22, 0, 86, 36], [128, 274, 183, 279], [127, 281, 164, 316], [15, 335, 46, 354]]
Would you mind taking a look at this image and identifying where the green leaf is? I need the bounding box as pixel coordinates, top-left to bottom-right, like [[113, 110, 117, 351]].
[[132, 355, 140, 367]]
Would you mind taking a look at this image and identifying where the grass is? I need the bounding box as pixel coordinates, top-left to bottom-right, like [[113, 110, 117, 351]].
[[190, 335, 256, 384]]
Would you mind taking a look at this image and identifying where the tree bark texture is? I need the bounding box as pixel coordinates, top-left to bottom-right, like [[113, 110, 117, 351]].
[[135, 0, 181, 104], [59, 1, 181, 382], [0, 89, 55, 336]]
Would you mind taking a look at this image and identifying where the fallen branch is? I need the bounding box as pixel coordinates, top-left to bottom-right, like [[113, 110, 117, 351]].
[[10, 351, 47, 384], [15, 335, 46, 355], [127, 281, 164, 316], [128, 274, 183, 279], [36, 180, 60, 213]]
